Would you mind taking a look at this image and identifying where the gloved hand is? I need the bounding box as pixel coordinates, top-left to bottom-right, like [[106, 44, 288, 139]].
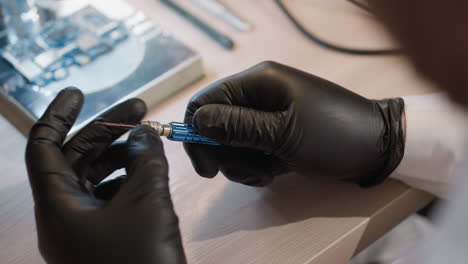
[[184, 61, 405, 187], [25, 88, 186, 264]]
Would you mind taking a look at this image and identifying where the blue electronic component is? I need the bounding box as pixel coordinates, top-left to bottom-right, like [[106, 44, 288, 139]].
[[41, 18, 80, 48], [168, 122, 221, 145], [85, 44, 111, 59], [102, 25, 128, 45], [61, 56, 75, 67], [6, 40, 44, 61], [73, 6, 115, 33]]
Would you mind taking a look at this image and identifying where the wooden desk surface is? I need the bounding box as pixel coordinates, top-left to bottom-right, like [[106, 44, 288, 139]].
[[0, 0, 434, 263]]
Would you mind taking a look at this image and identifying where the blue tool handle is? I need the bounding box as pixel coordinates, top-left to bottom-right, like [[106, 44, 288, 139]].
[[168, 122, 271, 155], [168, 122, 221, 146]]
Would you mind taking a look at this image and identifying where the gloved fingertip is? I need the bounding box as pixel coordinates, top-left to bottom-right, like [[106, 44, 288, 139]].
[[183, 143, 219, 178], [191, 159, 218, 178], [56, 87, 84, 107], [193, 105, 226, 140], [29, 87, 85, 143], [94, 98, 147, 126], [61, 86, 82, 93], [56, 86, 84, 108], [125, 98, 147, 122], [127, 125, 164, 155], [195, 165, 218, 178]]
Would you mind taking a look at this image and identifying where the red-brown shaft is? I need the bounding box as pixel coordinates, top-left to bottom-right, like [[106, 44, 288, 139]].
[[94, 121, 137, 129]]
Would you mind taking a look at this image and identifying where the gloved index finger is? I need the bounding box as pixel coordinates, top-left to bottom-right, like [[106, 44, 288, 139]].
[[193, 104, 288, 151], [26, 87, 86, 206], [28, 87, 83, 147], [185, 61, 292, 124], [63, 98, 146, 177]]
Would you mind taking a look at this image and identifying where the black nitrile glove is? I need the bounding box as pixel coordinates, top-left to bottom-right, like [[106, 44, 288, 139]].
[[25, 88, 186, 264], [184, 61, 405, 187]]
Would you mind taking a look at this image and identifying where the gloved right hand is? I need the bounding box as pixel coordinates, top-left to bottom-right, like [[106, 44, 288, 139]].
[[184, 61, 405, 187]]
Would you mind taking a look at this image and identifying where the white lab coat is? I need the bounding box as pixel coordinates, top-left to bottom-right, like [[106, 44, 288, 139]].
[[392, 93, 468, 198], [395, 94, 468, 264], [356, 93, 468, 264]]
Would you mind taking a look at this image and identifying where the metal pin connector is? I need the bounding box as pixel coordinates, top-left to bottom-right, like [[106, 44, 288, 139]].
[[139, 121, 172, 137]]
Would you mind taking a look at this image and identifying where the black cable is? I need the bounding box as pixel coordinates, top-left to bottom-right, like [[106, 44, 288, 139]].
[[346, 0, 373, 13], [274, 0, 401, 56]]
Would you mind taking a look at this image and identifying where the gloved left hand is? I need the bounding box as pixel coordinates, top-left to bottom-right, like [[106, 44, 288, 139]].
[[25, 87, 187, 264]]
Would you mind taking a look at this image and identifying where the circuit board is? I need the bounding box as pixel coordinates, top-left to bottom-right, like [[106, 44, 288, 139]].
[[3, 6, 129, 87], [0, 1, 203, 135]]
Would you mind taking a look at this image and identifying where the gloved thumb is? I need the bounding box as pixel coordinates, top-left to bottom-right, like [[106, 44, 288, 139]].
[[193, 104, 289, 152], [114, 125, 171, 204]]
